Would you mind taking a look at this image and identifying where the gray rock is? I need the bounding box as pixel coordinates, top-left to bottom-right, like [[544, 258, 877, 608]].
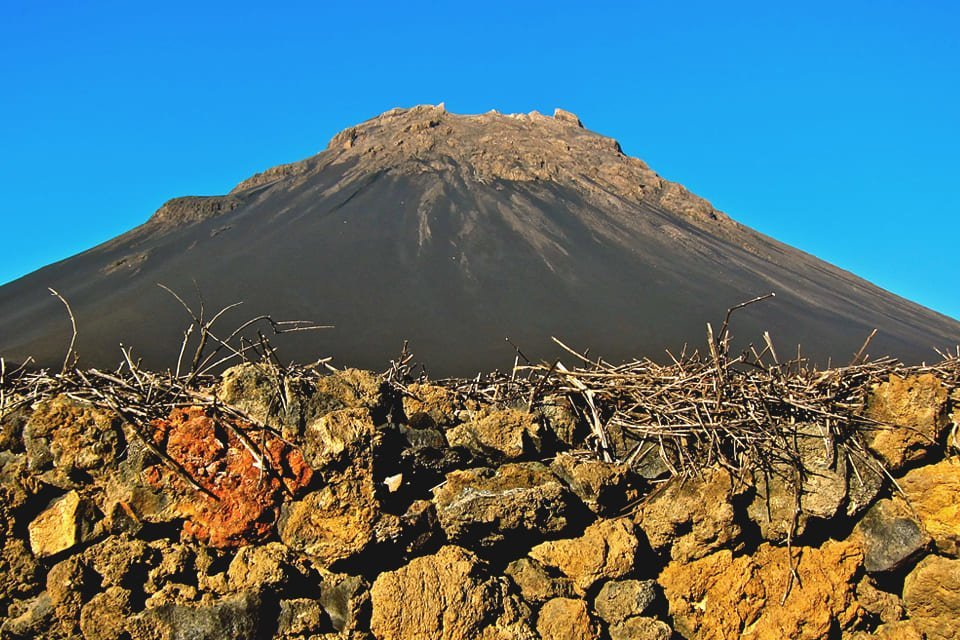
[[130, 591, 262, 640], [856, 498, 930, 573], [593, 579, 658, 624]]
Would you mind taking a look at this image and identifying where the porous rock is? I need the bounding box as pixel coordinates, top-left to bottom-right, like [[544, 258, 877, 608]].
[[370, 545, 536, 640], [130, 590, 263, 640], [28, 490, 100, 557], [78, 586, 132, 640], [433, 462, 583, 549], [864, 373, 949, 471], [902, 554, 960, 640], [446, 408, 543, 461], [593, 579, 657, 624], [550, 452, 640, 515], [23, 395, 122, 484], [636, 466, 746, 562], [505, 557, 574, 604], [402, 382, 460, 428], [898, 458, 960, 556], [529, 518, 640, 595], [536, 597, 599, 640], [608, 616, 673, 640], [658, 539, 864, 640], [854, 497, 930, 573]]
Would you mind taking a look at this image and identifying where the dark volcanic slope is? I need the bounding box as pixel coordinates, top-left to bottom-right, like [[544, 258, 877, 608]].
[[1, 105, 957, 375]]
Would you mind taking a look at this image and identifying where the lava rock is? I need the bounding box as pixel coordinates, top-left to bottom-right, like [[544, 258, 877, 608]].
[[536, 597, 599, 640], [608, 616, 673, 640], [505, 557, 575, 604], [898, 458, 960, 556], [636, 466, 747, 562], [28, 491, 100, 557], [658, 539, 864, 640], [864, 373, 950, 471], [433, 462, 584, 550], [593, 579, 658, 624], [529, 518, 640, 595], [370, 545, 536, 640], [855, 497, 930, 573], [550, 452, 640, 515], [902, 554, 960, 640], [445, 408, 543, 462]]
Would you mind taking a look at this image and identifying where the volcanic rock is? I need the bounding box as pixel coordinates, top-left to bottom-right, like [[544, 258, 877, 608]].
[[433, 462, 583, 550], [536, 597, 599, 640], [864, 373, 950, 471], [550, 452, 641, 515], [855, 497, 930, 573], [658, 539, 864, 639], [902, 555, 960, 640], [593, 579, 658, 624], [608, 616, 673, 640], [505, 557, 575, 604], [528, 518, 640, 595], [369, 545, 536, 640], [27, 490, 100, 557], [898, 458, 960, 556], [445, 408, 543, 462], [635, 466, 747, 562]]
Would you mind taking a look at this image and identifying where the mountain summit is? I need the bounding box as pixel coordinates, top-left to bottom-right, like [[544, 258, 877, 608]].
[[1, 105, 957, 373]]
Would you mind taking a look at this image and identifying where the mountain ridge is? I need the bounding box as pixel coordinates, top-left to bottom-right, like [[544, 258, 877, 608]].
[[1, 105, 957, 375]]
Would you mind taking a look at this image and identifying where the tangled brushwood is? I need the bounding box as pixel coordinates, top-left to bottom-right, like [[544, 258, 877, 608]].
[[1, 292, 959, 639]]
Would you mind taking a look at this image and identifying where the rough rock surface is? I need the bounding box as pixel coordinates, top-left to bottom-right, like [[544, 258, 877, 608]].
[[636, 466, 747, 561], [529, 518, 640, 594], [855, 497, 930, 573], [898, 458, 960, 556], [659, 540, 864, 639], [433, 462, 583, 549], [369, 545, 535, 640], [902, 554, 960, 640], [536, 597, 599, 640], [593, 579, 658, 624], [864, 373, 950, 471], [550, 453, 640, 515], [445, 408, 543, 461], [27, 490, 99, 557]]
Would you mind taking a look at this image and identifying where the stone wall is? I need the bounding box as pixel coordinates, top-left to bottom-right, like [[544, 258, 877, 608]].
[[0, 364, 957, 639]]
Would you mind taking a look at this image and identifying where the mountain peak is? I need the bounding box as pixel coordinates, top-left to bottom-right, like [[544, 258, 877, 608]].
[[227, 104, 726, 227]]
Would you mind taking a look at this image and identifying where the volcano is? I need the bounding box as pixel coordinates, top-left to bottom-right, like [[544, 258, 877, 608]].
[[1, 105, 957, 375]]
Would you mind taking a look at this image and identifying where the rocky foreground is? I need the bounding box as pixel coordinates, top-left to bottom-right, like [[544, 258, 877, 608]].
[[0, 357, 958, 639]]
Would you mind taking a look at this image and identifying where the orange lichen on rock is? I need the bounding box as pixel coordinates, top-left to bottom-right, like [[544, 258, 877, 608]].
[[146, 407, 312, 548]]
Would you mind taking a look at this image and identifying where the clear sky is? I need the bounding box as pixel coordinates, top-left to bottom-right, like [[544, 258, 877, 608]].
[[2, 1, 958, 320]]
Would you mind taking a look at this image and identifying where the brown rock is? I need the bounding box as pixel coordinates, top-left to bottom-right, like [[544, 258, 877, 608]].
[[0, 592, 56, 638], [593, 579, 657, 624], [446, 408, 543, 461], [846, 620, 925, 640], [28, 491, 99, 557], [218, 363, 285, 425], [551, 452, 640, 515], [553, 109, 584, 127], [79, 586, 132, 640], [370, 545, 536, 640], [310, 368, 387, 418], [902, 554, 960, 640], [129, 590, 262, 640], [304, 407, 379, 472], [855, 577, 905, 625], [46, 555, 92, 636], [608, 616, 673, 640], [505, 557, 574, 604], [864, 373, 949, 471], [529, 518, 639, 595], [536, 395, 584, 449], [277, 598, 330, 637], [23, 395, 122, 483], [658, 539, 864, 639], [854, 497, 930, 573], [434, 462, 582, 549], [85, 535, 154, 587], [227, 542, 305, 592], [279, 474, 378, 566], [536, 597, 599, 640], [318, 572, 370, 633], [636, 466, 746, 561], [898, 458, 960, 556], [403, 383, 460, 428]]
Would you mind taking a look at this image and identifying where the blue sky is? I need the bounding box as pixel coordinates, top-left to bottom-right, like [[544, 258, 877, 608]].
[[2, 1, 958, 320]]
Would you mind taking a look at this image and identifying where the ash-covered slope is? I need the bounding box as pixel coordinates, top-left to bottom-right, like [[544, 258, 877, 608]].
[[1, 105, 957, 374]]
